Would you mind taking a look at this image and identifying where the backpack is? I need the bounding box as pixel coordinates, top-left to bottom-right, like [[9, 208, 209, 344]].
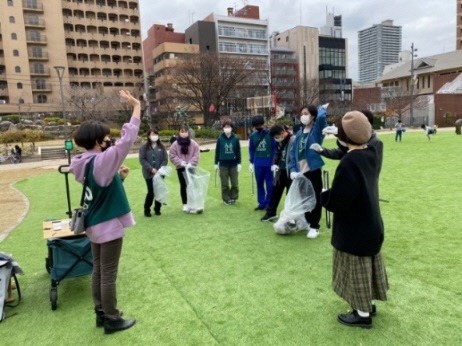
[[0, 252, 22, 322]]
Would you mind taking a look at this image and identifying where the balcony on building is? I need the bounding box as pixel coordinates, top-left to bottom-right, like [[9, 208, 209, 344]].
[[26, 33, 47, 45], [22, 0, 44, 12], [31, 81, 52, 92], [24, 17, 46, 29]]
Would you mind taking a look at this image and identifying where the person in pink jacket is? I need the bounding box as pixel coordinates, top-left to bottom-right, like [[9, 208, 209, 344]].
[[168, 125, 200, 213], [69, 90, 139, 335]]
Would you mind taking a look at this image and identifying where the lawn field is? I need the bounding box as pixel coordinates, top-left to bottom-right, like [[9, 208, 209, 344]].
[[1, 130, 461, 345]]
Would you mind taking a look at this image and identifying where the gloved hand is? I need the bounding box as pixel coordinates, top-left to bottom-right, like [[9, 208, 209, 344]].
[[290, 172, 302, 180], [321, 103, 329, 109], [249, 163, 254, 174], [214, 164, 219, 170], [186, 162, 193, 168], [180, 161, 187, 167], [237, 164, 242, 172], [322, 125, 338, 135], [271, 164, 279, 172], [310, 143, 323, 153]]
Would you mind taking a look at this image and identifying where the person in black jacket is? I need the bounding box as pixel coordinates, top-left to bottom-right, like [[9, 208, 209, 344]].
[[320, 111, 388, 329], [139, 128, 168, 216], [310, 110, 383, 176]]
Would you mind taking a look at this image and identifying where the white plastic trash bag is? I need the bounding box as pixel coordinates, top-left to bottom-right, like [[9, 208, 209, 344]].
[[153, 166, 172, 204], [274, 175, 316, 234], [185, 166, 210, 213]]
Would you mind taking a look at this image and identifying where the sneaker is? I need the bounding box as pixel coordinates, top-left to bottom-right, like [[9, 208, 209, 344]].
[[188, 208, 197, 214], [229, 199, 236, 205], [261, 213, 277, 222], [337, 310, 372, 329], [196, 209, 203, 214], [144, 211, 152, 217], [154, 210, 161, 216], [254, 206, 266, 211], [307, 228, 320, 239], [182, 205, 188, 212], [223, 200, 232, 205]]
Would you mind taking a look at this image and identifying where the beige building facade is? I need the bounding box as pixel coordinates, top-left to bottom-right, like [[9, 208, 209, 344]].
[[0, 0, 143, 117]]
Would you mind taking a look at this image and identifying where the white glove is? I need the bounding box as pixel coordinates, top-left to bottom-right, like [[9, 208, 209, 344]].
[[310, 143, 323, 153], [214, 164, 219, 170], [322, 125, 338, 135], [290, 172, 302, 180], [249, 163, 254, 174], [186, 162, 193, 168], [237, 164, 242, 172], [321, 103, 329, 109], [271, 164, 279, 172], [180, 161, 187, 167]]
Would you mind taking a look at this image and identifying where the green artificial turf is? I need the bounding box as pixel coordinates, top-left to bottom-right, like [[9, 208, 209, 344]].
[[1, 130, 461, 345]]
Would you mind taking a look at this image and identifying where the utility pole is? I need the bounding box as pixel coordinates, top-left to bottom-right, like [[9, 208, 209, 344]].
[[409, 43, 417, 126], [54, 66, 66, 131]]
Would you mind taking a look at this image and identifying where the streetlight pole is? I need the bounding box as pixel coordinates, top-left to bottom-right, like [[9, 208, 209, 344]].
[[409, 43, 417, 126], [54, 65, 66, 129]]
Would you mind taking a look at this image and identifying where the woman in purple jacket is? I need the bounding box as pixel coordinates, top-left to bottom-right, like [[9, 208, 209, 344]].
[[168, 125, 200, 213], [69, 90, 139, 335]]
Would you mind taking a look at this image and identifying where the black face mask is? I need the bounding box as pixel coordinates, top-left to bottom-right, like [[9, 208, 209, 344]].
[[101, 139, 111, 152]]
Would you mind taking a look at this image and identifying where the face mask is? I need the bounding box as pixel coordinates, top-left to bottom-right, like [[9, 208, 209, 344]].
[[223, 128, 232, 135], [274, 136, 284, 143], [101, 139, 111, 152], [300, 115, 311, 125], [150, 135, 158, 142]]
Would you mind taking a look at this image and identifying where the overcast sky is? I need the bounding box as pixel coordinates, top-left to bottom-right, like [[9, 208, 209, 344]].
[[139, 0, 456, 82]]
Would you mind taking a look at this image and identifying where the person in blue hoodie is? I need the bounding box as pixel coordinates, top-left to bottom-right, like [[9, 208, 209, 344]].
[[249, 115, 276, 211], [288, 104, 327, 239]]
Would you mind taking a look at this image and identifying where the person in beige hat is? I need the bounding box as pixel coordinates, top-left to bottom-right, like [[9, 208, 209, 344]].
[[320, 111, 388, 329]]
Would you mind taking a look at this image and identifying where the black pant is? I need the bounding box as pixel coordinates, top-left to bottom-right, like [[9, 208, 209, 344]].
[[176, 168, 187, 204], [144, 177, 161, 213], [267, 170, 291, 216], [303, 169, 322, 229]]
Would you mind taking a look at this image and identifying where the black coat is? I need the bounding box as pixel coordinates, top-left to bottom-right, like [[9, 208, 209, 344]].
[[321, 146, 384, 256]]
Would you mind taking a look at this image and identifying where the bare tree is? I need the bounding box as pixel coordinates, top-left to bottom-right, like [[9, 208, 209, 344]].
[[170, 51, 260, 126], [381, 86, 412, 120]]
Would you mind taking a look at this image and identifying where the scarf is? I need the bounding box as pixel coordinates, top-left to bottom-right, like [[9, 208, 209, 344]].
[[177, 137, 191, 155]]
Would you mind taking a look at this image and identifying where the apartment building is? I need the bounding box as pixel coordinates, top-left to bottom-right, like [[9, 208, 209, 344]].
[[458, 0, 462, 50], [0, 0, 143, 116], [358, 20, 402, 84]]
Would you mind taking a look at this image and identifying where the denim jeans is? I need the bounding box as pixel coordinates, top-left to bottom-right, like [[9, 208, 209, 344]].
[[91, 238, 123, 319]]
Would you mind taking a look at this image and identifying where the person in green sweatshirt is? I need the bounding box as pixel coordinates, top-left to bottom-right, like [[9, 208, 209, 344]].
[[214, 121, 242, 204]]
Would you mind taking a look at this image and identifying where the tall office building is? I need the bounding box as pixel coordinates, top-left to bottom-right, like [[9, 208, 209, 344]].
[[458, 0, 462, 49], [358, 20, 402, 84], [0, 0, 143, 116]]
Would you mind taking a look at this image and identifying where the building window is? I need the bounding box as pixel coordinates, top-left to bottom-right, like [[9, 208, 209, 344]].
[[11, 33, 17, 40], [8, 0, 13, 6], [17, 82, 23, 89], [9, 16, 15, 23], [37, 94, 47, 103], [15, 66, 21, 73], [13, 49, 19, 56]]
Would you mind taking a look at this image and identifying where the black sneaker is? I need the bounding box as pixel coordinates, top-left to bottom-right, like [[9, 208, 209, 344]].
[[337, 310, 372, 329], [144, 211, 152, 217], [154, 210, 161, 216], [261, 213, 277, 222], [254, 206, 265, 211]]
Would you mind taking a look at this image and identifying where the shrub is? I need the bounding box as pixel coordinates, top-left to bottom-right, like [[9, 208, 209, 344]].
[[0, 130, 23, 144], [109, 128, 121, 138], [195, 128, 221, 138], [43, 117, 66, 125], [159, 130, 177, 137], [3, 115, 21, 124]]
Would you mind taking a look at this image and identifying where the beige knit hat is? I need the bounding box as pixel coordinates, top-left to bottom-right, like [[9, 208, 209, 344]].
[[341, 111, 372, 145]]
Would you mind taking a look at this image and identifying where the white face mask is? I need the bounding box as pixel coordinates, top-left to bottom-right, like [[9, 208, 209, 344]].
[[300, 114, 311, 125], [223, 128, 232, 135], [150, 135, 158, 142]]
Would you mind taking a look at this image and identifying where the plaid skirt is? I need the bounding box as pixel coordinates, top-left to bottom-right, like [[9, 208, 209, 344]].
[[332, 249, 389, 312]]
